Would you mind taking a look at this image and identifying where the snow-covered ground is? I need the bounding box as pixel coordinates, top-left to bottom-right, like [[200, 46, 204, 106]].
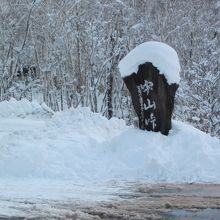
[[0, 99, 220, 217]]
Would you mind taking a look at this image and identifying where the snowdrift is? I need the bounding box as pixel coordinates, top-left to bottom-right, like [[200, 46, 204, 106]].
[[0, 98, 53, 118], [0, 99, 220, 184]]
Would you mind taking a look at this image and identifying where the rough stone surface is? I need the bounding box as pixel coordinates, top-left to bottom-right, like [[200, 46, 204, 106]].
[[123, 62, 178, 135]]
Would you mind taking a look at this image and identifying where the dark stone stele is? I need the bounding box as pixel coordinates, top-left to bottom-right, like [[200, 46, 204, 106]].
[[123, 62, 178, 135]]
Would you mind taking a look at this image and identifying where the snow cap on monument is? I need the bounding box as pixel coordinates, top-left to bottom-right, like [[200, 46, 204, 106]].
[[118, 41, 180, 85]]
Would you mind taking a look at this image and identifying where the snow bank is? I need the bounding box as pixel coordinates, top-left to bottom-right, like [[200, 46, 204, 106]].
[[0, 99, 219, 184], [106, 121, 220, 183], [118, 41, 180, 84], [0, 98, 53, 118]]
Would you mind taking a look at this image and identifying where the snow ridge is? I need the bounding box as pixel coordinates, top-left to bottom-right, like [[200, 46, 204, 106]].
[[0, 99, 219, 184], [0, 98, 53, 118]]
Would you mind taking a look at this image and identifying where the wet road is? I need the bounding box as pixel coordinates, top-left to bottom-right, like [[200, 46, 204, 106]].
[[0, 183, 220, 219]]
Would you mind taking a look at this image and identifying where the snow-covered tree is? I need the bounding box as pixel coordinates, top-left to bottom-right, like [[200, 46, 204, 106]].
[[0, 0, 219, 137]]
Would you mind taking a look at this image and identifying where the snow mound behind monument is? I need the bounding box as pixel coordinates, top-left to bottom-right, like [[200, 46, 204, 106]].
[[0, 99, 219, 183]]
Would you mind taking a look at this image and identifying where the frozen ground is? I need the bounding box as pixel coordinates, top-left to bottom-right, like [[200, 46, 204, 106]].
[[0, 99, 220, 217], [1, 183, 220, 219]]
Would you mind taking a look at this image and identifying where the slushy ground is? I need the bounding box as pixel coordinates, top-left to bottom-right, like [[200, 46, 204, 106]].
[[1, 183, 220, 219]]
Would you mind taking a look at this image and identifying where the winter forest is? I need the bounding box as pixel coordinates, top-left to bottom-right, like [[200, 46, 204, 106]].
[[0, 0, 219, 137]]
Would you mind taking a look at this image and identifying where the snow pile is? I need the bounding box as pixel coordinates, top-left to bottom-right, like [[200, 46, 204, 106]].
[[0, 99, 220, 184], [0, 101, 126, 181], [118, 41, 180, 84], [107, 122, 220, 183], [0, 98, 53, 118]]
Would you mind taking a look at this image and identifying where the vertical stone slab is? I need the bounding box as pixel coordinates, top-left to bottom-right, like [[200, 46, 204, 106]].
[[123, 62, 178, 135]]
